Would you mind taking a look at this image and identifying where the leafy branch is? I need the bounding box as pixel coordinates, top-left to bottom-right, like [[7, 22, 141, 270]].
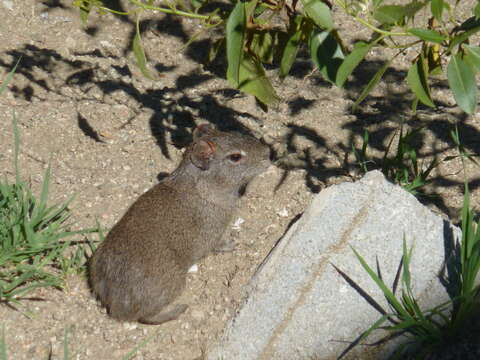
[[73, 0, 480, 113]]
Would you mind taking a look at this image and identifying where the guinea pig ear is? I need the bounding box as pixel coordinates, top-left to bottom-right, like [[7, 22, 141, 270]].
[[193, 123, 214, 140], [190, 140, 216, 170]]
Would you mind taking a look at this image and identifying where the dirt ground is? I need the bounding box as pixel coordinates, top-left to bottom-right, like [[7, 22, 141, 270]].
[[0, 1, 480, 359]]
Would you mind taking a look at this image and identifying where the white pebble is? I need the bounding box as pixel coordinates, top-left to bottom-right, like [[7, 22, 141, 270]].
[[1, 0, 13, 10], [188, 264, 198, 273], [277, 208, 289, 217], [122, 322, 137, 331], [232, 217, 245, 230]]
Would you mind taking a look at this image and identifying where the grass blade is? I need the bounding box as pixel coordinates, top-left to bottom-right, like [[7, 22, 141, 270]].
[[352, 59, 391, 111], [401, 237, 412, 290], [122, 329, 161, 360], [133, 12, 154, 79], [351, 246, 411, 320], [12, 112, 21, 184], [1, 116, 99, 304], [63, 328, 70, 360], [0, 57, 21, 96], [332, 263, 388, 317], [337, 315, 389, 359], [0, 325, 6, 360], [30, 165, 52, 226]]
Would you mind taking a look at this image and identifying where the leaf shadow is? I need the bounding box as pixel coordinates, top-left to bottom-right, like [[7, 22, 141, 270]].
[[0, 43, 262, 162]]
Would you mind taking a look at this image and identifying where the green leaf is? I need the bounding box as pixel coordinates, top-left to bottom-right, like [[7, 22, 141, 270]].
[[373, 5, 405, 25], [403, 1, 427, 20], [431, 0, 444, 21], [475, 2, 480, 20], [372, 0, 384, 9], [244, 0, 258, 18], [253, 3, 269, 17], [132, 15, 154, 80], [458, 16, 480, 31], [238, 54, 279, 106], [226, 1, 246, 87], [407, 55, 434, 107], [352, 60, 391, 111], [301, 0, 333, 30], [408, 28, 446, 44], [449, 18, 480, 51], [427, 44, 442, 75], [336, 41, 373, 87], [250, 31, 276, 64], [464, 44, 480, 72], [280, 15, 304, 79], [447, 53, 477, 114], [79, 1, 91, 25], [190, 0, 204, 9], [411, 97, 419, 113], [309, 29, 344, 84]]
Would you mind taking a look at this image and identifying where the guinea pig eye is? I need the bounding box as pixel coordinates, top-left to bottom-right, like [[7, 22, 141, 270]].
[[227, 153, 243, 163]]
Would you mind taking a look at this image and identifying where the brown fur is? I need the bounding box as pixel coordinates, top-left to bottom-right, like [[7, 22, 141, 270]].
[[89, 124, 270, 324]]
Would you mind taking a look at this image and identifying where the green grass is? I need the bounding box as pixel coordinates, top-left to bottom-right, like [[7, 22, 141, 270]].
[[335, 185, 480, 359], [352, 123, 480, 199], [352, 126, 438, 196], [0, 116, 97, 305], [0, 326, 5, 360], [0, 62, 97, 305]]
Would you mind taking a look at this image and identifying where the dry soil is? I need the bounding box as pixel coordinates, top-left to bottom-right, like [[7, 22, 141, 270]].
[[0, 1, 479, 359]]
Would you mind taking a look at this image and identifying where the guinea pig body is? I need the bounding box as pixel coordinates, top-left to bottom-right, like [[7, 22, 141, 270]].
[[89, 124, 270, 324]]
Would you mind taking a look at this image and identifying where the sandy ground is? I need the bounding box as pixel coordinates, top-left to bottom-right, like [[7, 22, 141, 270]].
[[0, 1, 479, 359]]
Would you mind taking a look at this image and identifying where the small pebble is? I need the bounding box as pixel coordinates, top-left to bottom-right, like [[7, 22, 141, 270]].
[[1, 0, 13, 10], [232, 217, 245, 230], [277, 208, 289, 217], [122, 322, 137, 331], [188, 264, 198, 273]]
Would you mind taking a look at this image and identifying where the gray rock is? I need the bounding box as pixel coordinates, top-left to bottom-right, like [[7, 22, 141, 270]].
[[0, 0, 13, 10], [208, 170, 461, 360]]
